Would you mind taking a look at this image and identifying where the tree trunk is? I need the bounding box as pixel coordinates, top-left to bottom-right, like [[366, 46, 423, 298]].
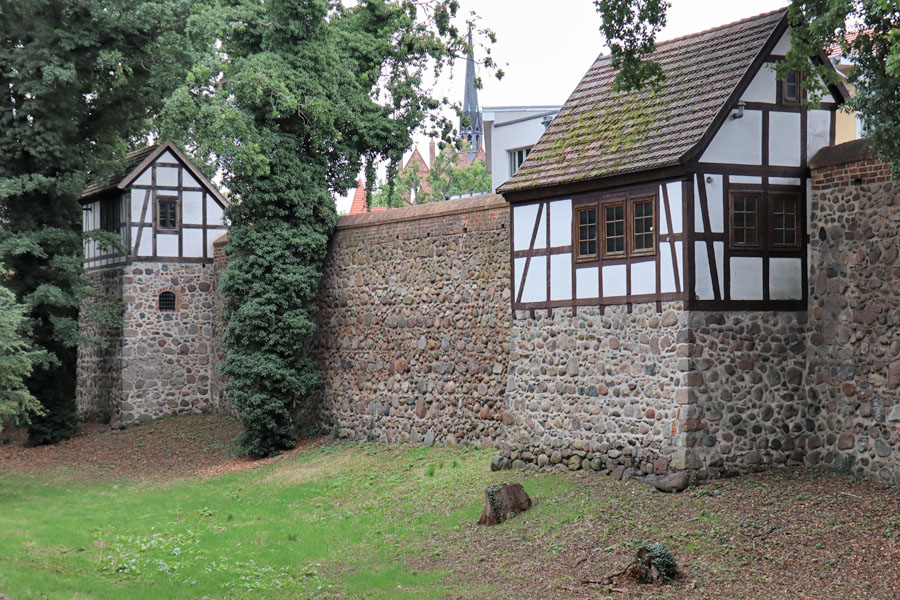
[[478, 483, 532, 526]]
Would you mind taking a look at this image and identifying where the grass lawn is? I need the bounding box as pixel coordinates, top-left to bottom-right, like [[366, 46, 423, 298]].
[[1, 415, 899, 599]]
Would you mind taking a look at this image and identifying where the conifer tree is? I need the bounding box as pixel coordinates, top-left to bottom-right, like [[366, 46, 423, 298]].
[[162, 0, 495, 457], [0, 0, 207, 443]]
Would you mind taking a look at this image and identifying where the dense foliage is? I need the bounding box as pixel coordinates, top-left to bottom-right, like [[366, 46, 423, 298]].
[[595, 0, 900, 174], [0, 0, 205, 444], [162, 0, 489, 457], [0, 279, 43, 434]]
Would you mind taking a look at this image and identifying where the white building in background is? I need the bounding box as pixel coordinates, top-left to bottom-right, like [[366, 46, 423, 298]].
[[484, 105, 560, 192]]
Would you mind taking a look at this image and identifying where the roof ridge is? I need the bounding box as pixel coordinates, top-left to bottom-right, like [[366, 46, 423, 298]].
[[591, 7, 787, 65]]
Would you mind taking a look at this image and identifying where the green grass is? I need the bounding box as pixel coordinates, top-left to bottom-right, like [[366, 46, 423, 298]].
[[0, 442, 587, 600]]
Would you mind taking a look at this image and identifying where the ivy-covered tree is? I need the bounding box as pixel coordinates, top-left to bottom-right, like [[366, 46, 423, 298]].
[[0, 0, 208, 444], [0, 279, 44, 435], [161, 0, 494, 457], [594, 0, 900, 174]]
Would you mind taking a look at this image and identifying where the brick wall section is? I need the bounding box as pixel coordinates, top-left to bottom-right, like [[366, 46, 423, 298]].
[[310, 194, 512, 447], [807, 141, 900, 484]]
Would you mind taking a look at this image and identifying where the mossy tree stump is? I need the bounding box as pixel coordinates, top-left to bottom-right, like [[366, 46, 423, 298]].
[[478, 483, 532, 525]]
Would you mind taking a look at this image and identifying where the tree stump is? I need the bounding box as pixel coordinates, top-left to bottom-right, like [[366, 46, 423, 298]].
[[478, 483, 532, 525]]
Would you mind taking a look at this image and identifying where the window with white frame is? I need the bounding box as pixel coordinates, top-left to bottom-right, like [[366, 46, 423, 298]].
[[508, 147, 532, 175]]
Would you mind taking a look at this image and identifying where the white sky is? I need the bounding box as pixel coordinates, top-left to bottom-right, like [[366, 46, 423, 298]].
[[336, 0, 789, 213]]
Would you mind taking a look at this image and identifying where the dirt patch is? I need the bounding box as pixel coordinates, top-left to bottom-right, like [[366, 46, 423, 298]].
[[0, 414, 323, 483]]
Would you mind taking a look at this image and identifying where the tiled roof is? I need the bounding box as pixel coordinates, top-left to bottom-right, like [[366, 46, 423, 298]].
[[347, 180, 388, 215], [500, 9, 786, 194], [81, 145, 159, 198]]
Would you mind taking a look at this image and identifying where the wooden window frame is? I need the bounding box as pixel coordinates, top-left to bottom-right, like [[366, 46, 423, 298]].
[[156, 195, 179, 232], [729, 192, 763, 250], [768, 193, 801, 250], [629, 196, 656, 257], [782, 69, 803, 104], [601, 200, 627, 258], [574, 205, 599, 262]]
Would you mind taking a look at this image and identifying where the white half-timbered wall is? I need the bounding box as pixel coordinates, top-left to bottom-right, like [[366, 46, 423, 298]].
[[511, 180, 685, 309], [691, 30, 837, 305], [82, 194, 128, 270], [83, 150, 227, 270]]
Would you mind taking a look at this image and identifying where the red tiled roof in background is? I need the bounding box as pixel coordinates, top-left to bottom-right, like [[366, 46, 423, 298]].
[[499, 9, 788, 193], [347, 180, 387, 216]]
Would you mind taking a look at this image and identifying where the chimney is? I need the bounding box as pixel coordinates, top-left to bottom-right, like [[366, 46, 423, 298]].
[[429, 139, 436, 168]]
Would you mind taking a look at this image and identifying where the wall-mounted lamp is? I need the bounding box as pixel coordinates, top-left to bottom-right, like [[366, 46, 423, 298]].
[[731, 101, 746, 120]]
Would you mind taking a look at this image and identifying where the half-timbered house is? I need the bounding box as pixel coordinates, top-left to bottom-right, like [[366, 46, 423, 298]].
[[77, 142, 229, 424], [499, 8, 848, 312]]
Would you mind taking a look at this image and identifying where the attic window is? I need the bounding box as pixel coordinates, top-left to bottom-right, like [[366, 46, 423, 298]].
[[158, 291, 176, 312], [784, 69, 801, 103], [157, 196, 178, 231]]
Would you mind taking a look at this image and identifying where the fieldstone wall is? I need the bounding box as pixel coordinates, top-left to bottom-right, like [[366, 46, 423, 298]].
[[806, 141, 900, 484], [683, 310, 809, 475], [310, 194, 511, 447], [497, 304, 688, 477], [76, 268, 124, 422]]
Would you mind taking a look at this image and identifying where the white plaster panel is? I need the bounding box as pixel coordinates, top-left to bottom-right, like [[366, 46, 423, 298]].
[[730, 256, 764, 300], [769, 111, 802, 167], [807, 109, 832, 164], [134, 168, 152, 186], [575, 266, 599, 299], [513, 257, 525, 296], [666, 182, 683, 234], [705, 174, 724, 233], [660, 245, 676, 293], [699, 109, 763, 165], [157, 150, 178, 164], [694, 241, 714, 300], [182, 228, 204, 258], [181, 170, 199, 188], [521, 256, 547, 303], [533, 204, 547, 249], [659, 188, 669, 235], [714, 241, 725, 299], [730, 175, 762, 184], [206, 198, 225, 226], [772, 31, 791, 55], [549, 199, 572, 247], [157, 233, 179, 257], [769, 177, 802, 186], [631, 261, 656, 296], [156, 166, 179, 187], [182, 191, 204, 225], [550, 254, 572, 301], [130, 189, 150, 223], [602, 264, 627, 298], [694, 181, 704, 233], [133, 226, 152, 256], [674, 242, 684, 291], [207, 228, 227, 259], [513, 204, 539, 251], [770, 257, 803, 300], [741, 64, 777, 104]]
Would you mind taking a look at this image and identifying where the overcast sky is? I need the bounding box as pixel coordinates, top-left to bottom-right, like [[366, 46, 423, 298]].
[[337, 0, 790, 212]]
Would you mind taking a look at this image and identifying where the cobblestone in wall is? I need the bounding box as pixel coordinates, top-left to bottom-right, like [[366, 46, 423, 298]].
[[76, 268, 124, 422], [116, 262, 218, 424], [310, 195, 511, 448], [683, 311, 809, 475], [497, 303, 688, 476], [807, 145, 900, 484]]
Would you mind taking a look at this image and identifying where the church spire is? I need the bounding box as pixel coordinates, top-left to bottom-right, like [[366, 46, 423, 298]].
[[460, 25, 483, 162]]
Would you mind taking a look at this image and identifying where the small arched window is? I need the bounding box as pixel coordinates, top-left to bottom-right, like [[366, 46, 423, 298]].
[[158, 291, 176, 312]]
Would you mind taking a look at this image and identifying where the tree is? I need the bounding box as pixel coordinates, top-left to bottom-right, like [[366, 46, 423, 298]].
[[161, 0, 493, 457], [0, 0, 208, 444], [0, 279, 44, 435], [595, 0, 900, 174]]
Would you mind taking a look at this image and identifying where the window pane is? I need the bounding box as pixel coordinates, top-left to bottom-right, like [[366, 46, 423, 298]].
[[771, 195, 798, 247], [731, 194, 759, 247], [576, 208, 597, 258]]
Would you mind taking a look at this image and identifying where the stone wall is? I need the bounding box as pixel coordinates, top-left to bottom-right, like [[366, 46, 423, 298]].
[[806, 141, 900, 483], [684, 310, 808, 474], [310, 194, 511, 447], [497, 304, 688, 476], [76, 268, 124, 422]]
